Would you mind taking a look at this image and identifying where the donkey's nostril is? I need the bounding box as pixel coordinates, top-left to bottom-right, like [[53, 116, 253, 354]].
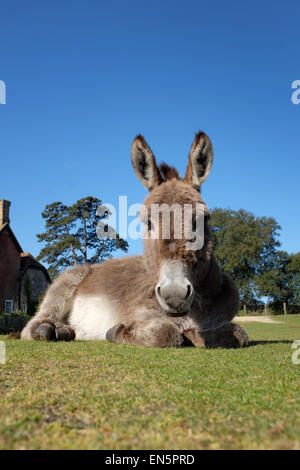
[[185, 284, 191, 299], [157, 285, 161, 297]]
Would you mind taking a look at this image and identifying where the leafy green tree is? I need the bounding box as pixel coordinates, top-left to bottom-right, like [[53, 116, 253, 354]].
[[37, 197, 128, 277], [287, 253, 300, 304], [210, 208, 281, 302], [256, 251, 300, 311]]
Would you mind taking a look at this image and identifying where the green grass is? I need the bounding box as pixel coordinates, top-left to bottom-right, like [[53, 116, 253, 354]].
[[0, 315, 300, 450]]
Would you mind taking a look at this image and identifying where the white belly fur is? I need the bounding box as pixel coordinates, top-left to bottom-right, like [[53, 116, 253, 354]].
[[69, 294, 118, 340]]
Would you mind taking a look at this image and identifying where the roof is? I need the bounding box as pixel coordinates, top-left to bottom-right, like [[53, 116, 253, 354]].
[[0, 223, 23, 252], [0, 222, 51, 284], [20, 252, 51, 283]]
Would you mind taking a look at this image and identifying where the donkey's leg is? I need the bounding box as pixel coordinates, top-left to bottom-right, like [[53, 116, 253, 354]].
[[21, 265, 90, 341], [106, 318, 183, 348], [182, 323, 249, 349]]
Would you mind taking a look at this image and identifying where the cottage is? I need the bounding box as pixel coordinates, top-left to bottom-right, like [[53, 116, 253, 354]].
[[0, 200, 50, 313]]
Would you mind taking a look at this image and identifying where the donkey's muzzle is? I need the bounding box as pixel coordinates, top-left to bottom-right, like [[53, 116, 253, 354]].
[[155, 279, 194, 315]]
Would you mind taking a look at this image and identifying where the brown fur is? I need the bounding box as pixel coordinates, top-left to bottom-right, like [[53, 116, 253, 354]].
[[21, 131, 248, 349], [182, 323, 249, 348], [159, 162, 180, 181], [185, 131, 213, 190], [7, 331, 21, 339]]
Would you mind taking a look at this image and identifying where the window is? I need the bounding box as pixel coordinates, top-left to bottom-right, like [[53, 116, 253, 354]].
[[4, 300, 14, 314]]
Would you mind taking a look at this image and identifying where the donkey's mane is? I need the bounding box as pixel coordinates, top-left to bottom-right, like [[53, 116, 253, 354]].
[[158, 162, 180, 182]]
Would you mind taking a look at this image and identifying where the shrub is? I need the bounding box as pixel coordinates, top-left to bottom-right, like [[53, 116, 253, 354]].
[[0, 311, 30, 334]]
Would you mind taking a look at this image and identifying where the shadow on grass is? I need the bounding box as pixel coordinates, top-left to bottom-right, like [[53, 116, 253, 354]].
[[249, 340, 292, 346], [181, 337, 293, 349]]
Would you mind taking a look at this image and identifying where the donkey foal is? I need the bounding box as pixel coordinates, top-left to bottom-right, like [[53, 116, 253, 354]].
[[21, 132, 248, 348]]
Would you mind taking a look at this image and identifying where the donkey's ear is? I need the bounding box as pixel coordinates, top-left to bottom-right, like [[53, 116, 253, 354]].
[[131, 135, 162, 190], [185, 131, 213, 190]]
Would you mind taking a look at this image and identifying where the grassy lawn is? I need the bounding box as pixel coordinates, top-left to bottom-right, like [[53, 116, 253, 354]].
[[0, 315, 300, 450]]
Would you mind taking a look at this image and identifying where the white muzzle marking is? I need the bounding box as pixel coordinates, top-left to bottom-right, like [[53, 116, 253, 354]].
[[155, 260, 194, 315]]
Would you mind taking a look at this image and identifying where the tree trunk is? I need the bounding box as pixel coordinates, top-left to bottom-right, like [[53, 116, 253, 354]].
[[69, 242, 78, 266], [83, 215, 87, 263]]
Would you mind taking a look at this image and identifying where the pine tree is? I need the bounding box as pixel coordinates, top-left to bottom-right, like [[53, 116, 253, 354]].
[[37, 197, 128, 278]]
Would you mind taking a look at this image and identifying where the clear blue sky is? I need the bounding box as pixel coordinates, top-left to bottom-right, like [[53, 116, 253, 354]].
[[0, 0, 299, 261]]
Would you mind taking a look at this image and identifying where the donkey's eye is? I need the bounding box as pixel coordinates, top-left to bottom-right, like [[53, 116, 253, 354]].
[[192, 215, 209, 232], [148, 219, 154, 231]]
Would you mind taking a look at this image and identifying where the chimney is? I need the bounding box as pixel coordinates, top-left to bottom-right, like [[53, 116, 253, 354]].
[[0, 200, 11, 225]]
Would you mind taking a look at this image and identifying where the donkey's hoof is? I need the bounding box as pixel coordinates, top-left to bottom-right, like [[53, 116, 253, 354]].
[[106, 323, 126, 343], [55, 324, 76, 341], [33, 322, 56, 341], [215, 323, 249, 348], [230, 323, 249, 348]]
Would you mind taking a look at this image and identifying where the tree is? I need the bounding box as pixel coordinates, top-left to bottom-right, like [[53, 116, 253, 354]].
[[256, 251, 300, 311], [37, 197, 128, 277], [210, 208, 281, 303], [287, 253, 300, 305]]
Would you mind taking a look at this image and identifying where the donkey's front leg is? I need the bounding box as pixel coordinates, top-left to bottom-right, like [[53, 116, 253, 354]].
[[33, 321, 76, 342], [182, 323, 249, 349], [106, 318, 183, 348]]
